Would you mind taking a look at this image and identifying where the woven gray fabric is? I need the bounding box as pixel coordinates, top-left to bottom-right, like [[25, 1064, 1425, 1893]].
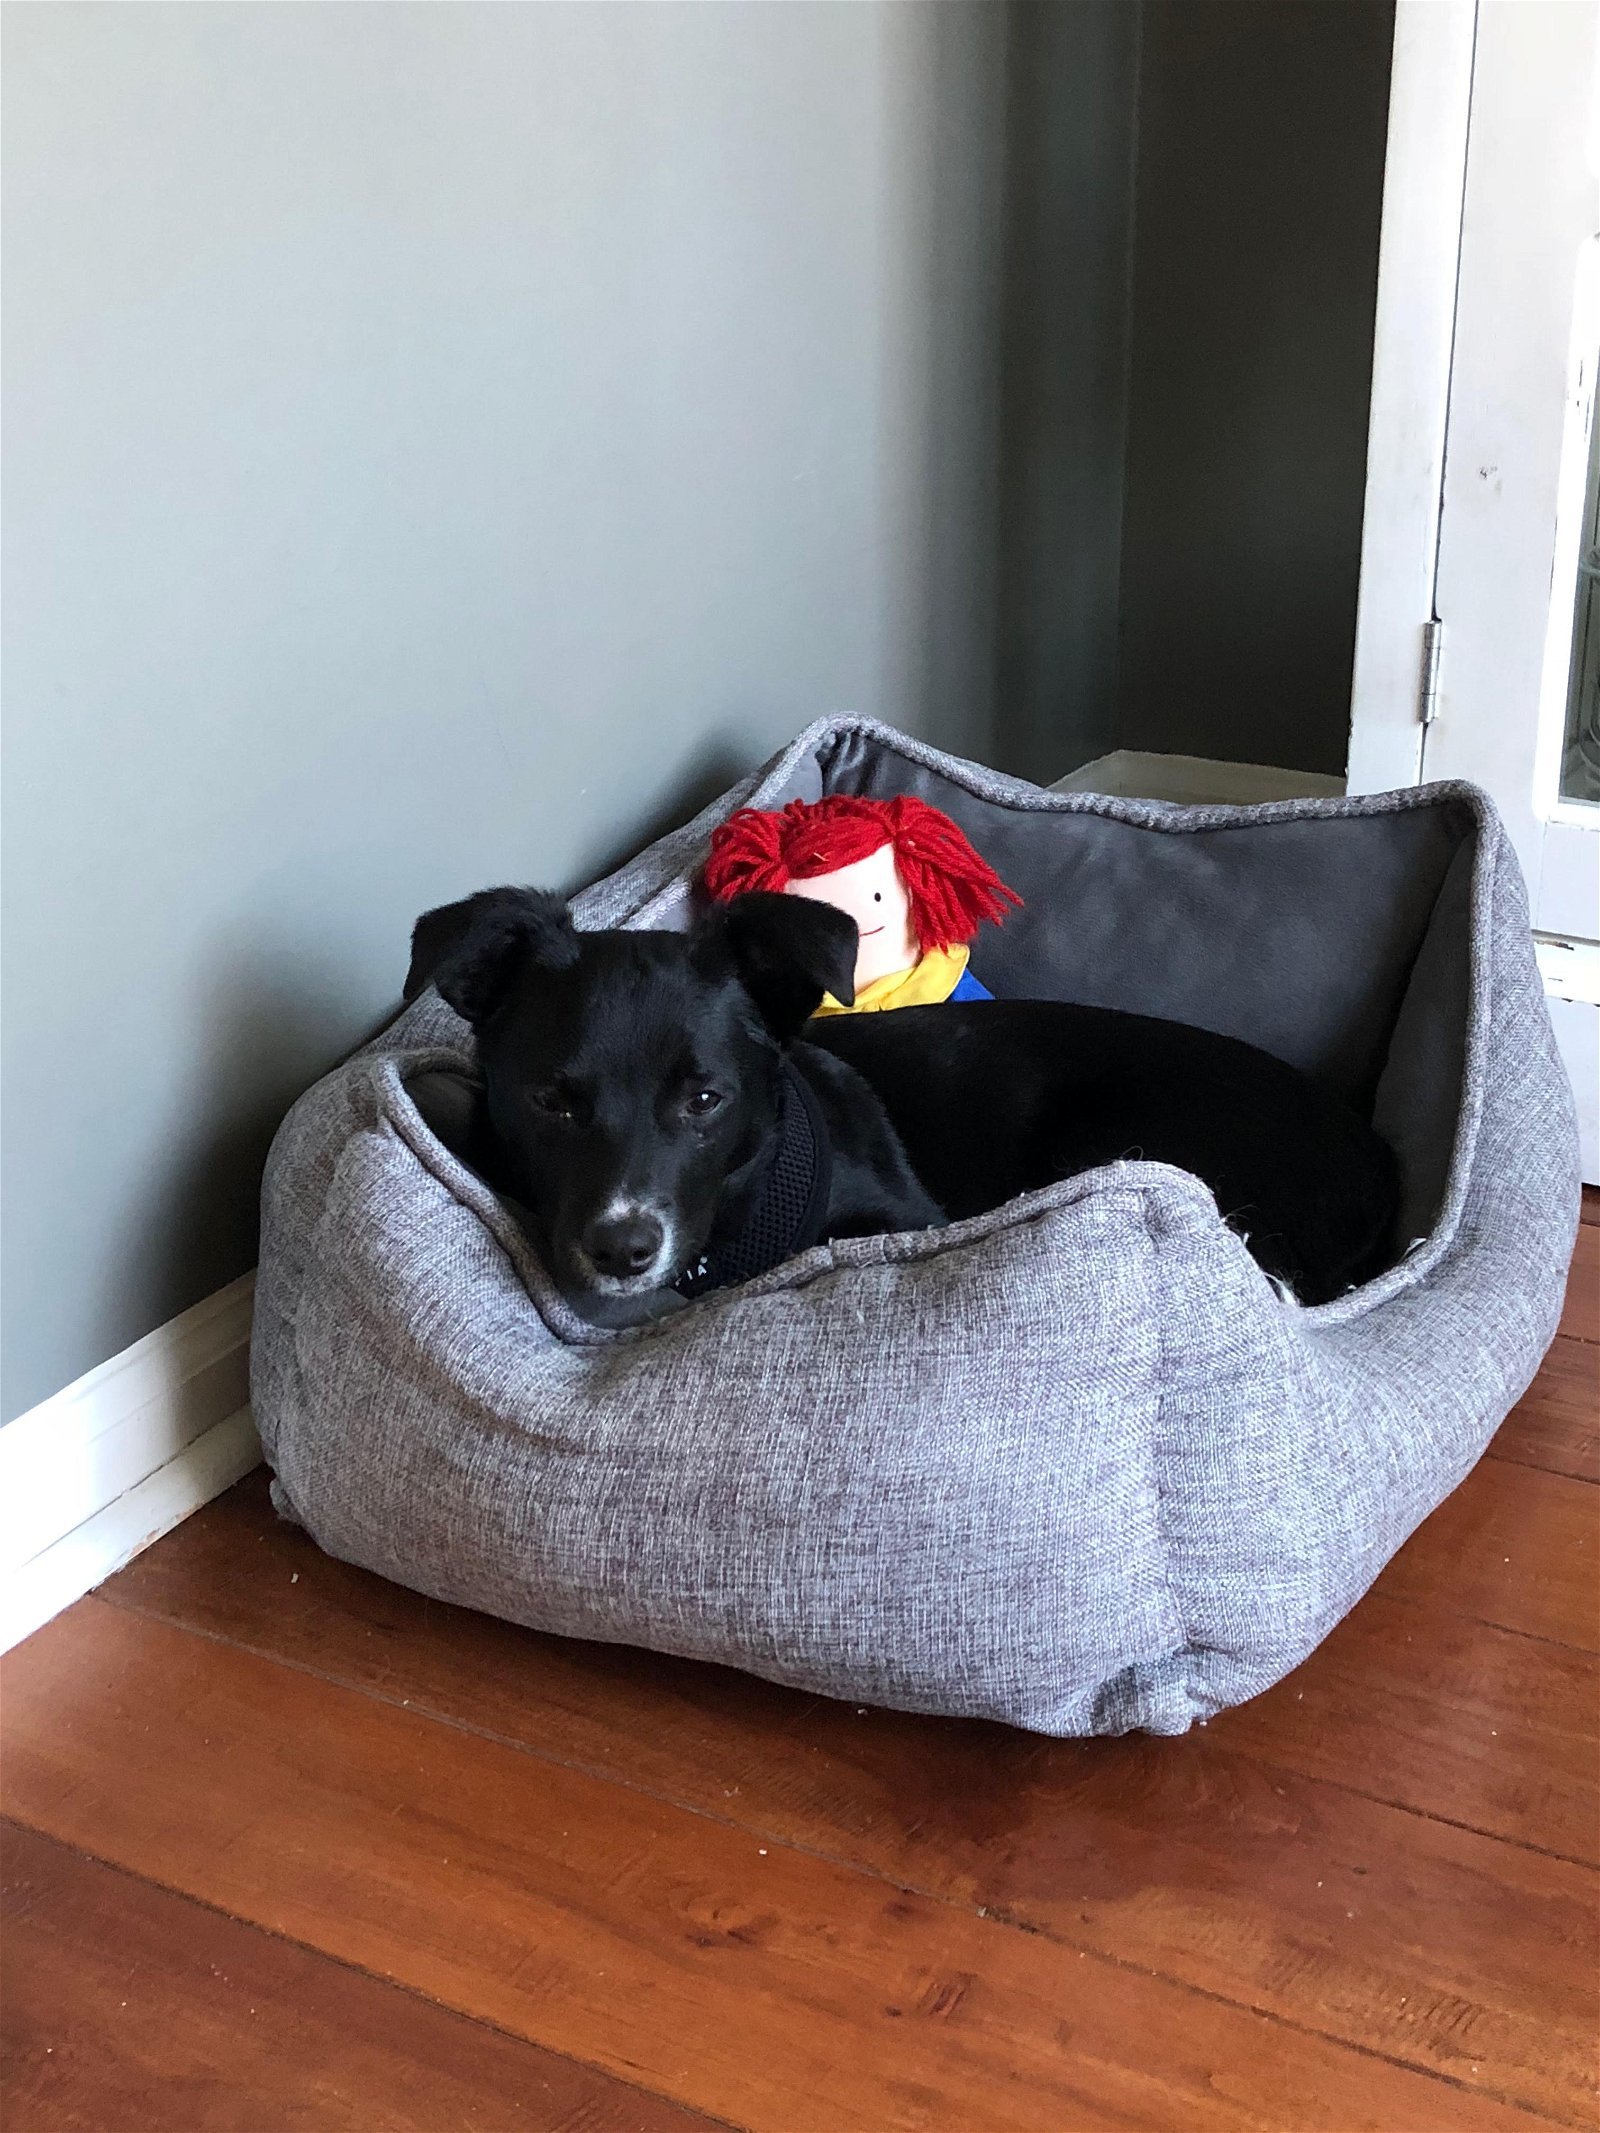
[[250, 718, 1580, 1736]]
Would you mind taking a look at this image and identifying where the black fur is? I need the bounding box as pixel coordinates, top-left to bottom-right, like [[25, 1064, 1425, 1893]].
[[806, 1001, 1399, 1303], [406, 887, 1399, 1318], [406, 888, 941, 1325]]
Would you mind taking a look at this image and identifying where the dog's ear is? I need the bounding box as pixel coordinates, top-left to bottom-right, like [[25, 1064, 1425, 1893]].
[[703, 890, 857, 1041], [409, 887, 578, 1028]]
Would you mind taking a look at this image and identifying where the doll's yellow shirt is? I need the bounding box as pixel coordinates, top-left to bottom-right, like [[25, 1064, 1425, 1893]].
[[812, 943, 971, 1016]]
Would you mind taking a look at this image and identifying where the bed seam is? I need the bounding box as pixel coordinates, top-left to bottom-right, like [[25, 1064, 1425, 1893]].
[[1140, 1193, 1198, 1730]]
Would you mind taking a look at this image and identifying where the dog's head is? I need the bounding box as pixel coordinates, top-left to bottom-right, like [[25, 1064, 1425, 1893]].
[[407, 886, 857, 1323]]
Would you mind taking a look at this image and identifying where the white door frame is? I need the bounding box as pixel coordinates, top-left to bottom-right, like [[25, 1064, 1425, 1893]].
[[1350, 0, 1599, 1182], [1349, 0, 1600, 905], [1346, 0, 1477, 798], [1419, 0, 1600, 933]]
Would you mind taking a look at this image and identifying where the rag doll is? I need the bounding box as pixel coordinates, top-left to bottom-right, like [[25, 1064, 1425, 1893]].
[[703, 793, 1021, 1013]]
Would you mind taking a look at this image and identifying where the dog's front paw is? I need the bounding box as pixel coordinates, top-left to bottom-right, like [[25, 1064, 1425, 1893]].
[[406, 1067, 482, 1158]]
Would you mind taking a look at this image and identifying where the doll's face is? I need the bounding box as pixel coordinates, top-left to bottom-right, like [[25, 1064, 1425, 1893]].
[[782, 840, 918, 990]]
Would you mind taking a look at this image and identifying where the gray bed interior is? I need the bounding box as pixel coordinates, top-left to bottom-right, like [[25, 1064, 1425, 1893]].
[[645, 732, 1478, 1259]]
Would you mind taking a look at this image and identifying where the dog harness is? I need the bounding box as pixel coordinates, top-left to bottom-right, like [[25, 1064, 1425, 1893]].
[[674, 1062, 833, 1300]]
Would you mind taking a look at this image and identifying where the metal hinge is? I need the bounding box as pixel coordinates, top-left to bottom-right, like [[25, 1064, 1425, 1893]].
[[1419, 617, 1444, 726]]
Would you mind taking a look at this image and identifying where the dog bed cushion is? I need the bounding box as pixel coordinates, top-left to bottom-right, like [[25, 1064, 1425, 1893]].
[[251, 718, 1580, 1736]]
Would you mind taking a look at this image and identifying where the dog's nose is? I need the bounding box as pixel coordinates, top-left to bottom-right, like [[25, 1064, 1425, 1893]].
[[583, 1211, 666, 1280]]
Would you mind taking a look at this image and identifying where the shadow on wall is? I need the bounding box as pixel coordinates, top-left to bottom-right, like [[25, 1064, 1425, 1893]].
[[97, 940, 381, 1358], [991, 0, 1141, 789], [868, 0, 1010, 771], [990, 0, 1392, 787], [108, 731, 756, 1343], [1112, 0, 1394, 779], [568, 736, 752, 895]]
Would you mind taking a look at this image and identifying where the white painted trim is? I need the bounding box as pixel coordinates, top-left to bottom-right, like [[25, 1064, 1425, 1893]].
[[0, 1275, 259, 1651], [1530, 234, 1600, 847], [1537, 933, 1600, 1007], [1547, 997, 1600, 1185], [1421, 0, 1600, 898], [1, 1406, 261, 1653], [1534, 939, 1597, 1184], [1537, 817, 1600, 946], [1053, 751, 1345, 806], [1346, 0, 1477, 796]]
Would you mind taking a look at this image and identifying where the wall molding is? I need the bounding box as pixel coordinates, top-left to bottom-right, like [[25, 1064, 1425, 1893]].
[[1, 1275, 260, 1652]]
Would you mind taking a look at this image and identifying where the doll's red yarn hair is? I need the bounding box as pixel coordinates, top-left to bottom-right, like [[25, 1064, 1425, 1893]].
[[703, 794, 1021, 954]]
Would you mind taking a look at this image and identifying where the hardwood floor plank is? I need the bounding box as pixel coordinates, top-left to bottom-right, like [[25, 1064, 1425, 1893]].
[[98, 1473, 1600, 2121], [1377, 1457, 1596, 1652], [1, 1602, 1558, 2133], [111, 1459, 1600, 1860], [1580, 1187, 1599, 1228], [1, 1823, 714, 2133], [1488, 1338, 1599, 1484], [56, 1224, 1592, 2125], [1560, 1219, 1598, 1342], [1211, 1590, 1599, 1867]]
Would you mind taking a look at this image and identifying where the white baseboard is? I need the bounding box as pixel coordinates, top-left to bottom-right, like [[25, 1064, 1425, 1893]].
[[1, 1275, 260, 1653], [1, 1405, 261, 1652], [1053, 751, 1347, 805]]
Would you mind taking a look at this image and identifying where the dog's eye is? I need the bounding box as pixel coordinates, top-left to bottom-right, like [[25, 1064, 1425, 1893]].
[[686, 1089, 723, 1118], [533, 1085, 581, 1122]]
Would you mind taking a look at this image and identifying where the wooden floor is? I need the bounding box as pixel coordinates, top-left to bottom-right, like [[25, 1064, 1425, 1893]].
[[4, 1208, 1597, 2132]]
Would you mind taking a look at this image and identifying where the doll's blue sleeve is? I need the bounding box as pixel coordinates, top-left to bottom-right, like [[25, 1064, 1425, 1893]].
[[948, 967, 993, 1002]]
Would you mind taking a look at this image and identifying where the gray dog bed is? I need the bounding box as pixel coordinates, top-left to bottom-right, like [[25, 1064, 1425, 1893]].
[[251, 717, 1579, 1736]]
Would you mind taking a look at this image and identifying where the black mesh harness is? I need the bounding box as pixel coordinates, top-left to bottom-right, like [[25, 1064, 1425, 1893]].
[[673, 1062, 833, 1300]]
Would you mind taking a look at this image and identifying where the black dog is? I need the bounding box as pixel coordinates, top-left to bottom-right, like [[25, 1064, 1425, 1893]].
[[407, 887, 940, 1325], [407, 886, 1397, 1320], [808, 1002, 1398, 1302]]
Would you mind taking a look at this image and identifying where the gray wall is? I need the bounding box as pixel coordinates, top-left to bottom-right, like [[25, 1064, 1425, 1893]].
[[1114, 0, 1394, 776], [1, 0, 1012, 1419]]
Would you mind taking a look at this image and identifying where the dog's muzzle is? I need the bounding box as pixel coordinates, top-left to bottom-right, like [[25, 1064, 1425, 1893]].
[[568, 1200, 681, 1299]]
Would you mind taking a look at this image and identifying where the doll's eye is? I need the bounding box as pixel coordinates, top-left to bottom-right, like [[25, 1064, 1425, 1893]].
[[873, 892, 882, 902]]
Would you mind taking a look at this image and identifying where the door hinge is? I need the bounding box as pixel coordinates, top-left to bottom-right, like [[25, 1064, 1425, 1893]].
[[1419, 617, 1444, 726]]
